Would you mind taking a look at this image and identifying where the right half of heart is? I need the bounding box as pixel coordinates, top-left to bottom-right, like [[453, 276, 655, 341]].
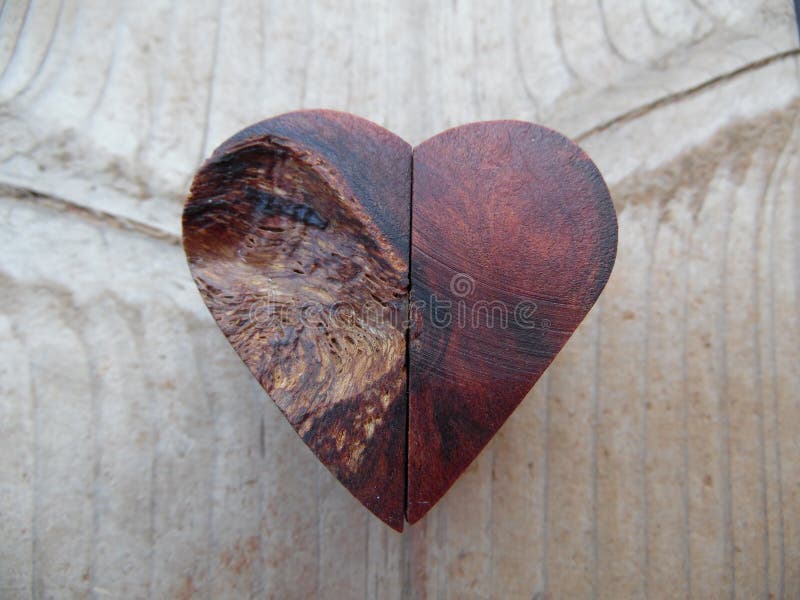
[[407, 121, 617, 523]]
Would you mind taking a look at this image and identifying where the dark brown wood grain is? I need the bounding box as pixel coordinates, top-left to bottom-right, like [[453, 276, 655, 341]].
[[182, 110, 411, 531], [407, 122, 617, 523]]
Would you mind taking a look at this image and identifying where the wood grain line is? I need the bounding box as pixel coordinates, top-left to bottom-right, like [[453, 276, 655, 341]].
[[541, 372, 551, 596], [754, 138, 787, 599], [642, 197, 665, 599], [597, 0, 633, 64], [25, 326, 39, 600], [765, 120, 797, 600], [575, 49, 800, 143], [681, 196, 693, 600], [145, 307, 158, 600], [198, 322, 219, 600], [0, 184, 180, 244], [198, 0, 222, 163], [719, 166, 735, 600], [86, 306, 101, 600], [85, 4, 121, 127], [550, 0, 580, 82], [510, 3, 540, 117], [591, 304, 601, 600], [10, 0, 65, 105], [0, 0, 31, 84]]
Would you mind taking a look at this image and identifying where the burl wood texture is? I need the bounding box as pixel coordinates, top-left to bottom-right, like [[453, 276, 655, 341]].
[[184, 110, 410, 530], [0, 1, 798, 598], [408, 122, 616, 523]]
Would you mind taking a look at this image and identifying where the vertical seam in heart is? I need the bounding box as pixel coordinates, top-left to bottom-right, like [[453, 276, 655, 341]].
[[403, 149, 413, 521]]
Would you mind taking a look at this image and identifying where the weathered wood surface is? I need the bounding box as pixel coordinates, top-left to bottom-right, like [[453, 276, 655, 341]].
[[0, 1, 798, 598]]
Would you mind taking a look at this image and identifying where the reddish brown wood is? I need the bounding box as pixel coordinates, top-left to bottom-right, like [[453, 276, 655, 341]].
[[182, 110, 411, 531], [182, 113, 617, 530], [407, 122, 617, 523]]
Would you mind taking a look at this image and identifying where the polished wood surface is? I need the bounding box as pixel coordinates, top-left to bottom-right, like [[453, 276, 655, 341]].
[[408, 122, 617, 523]]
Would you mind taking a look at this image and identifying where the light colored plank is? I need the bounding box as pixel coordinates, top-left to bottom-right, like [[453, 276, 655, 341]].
[[193, 327, 263, 599], [771, 117, 800, 599], [686, 156, 740, 599], [488, 379, 549, 599], [595, 204, 651, 599], [142, 300, 215, 599], [0, 2, 798, 598], [724, 144, 775, 598], [259, 395, 319, 599], [642, 187, 693, 599], [757, 131, 787, 600], [365, 514, 404, 600], [0, 313, 34, 598], [543, 314, 599, 599], [0, 1, 796, 235], [84, 297, 153, 599], [440, 446, 494, 600], [317, 468, 369, 600], [21, 287, 94, 598]]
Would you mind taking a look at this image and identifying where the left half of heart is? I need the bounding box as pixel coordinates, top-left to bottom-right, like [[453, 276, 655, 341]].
[[182, 110, 411, 530]]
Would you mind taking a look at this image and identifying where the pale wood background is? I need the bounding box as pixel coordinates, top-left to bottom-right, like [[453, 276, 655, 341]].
[[0, 1, 798, 598]]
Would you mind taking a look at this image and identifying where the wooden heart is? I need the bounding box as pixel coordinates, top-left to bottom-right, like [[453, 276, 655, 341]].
[[182, 110, 617, 531]]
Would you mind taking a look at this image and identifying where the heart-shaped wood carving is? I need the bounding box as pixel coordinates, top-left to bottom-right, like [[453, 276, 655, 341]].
[[182, 110, 617, 531]]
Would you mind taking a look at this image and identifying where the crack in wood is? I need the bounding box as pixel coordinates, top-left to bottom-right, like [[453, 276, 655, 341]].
[[0, 183, 180, 245], [576, 48, 800, 142]]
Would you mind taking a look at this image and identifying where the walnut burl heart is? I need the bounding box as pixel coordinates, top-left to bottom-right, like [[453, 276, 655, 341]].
[[182, 110, 617, 531]]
